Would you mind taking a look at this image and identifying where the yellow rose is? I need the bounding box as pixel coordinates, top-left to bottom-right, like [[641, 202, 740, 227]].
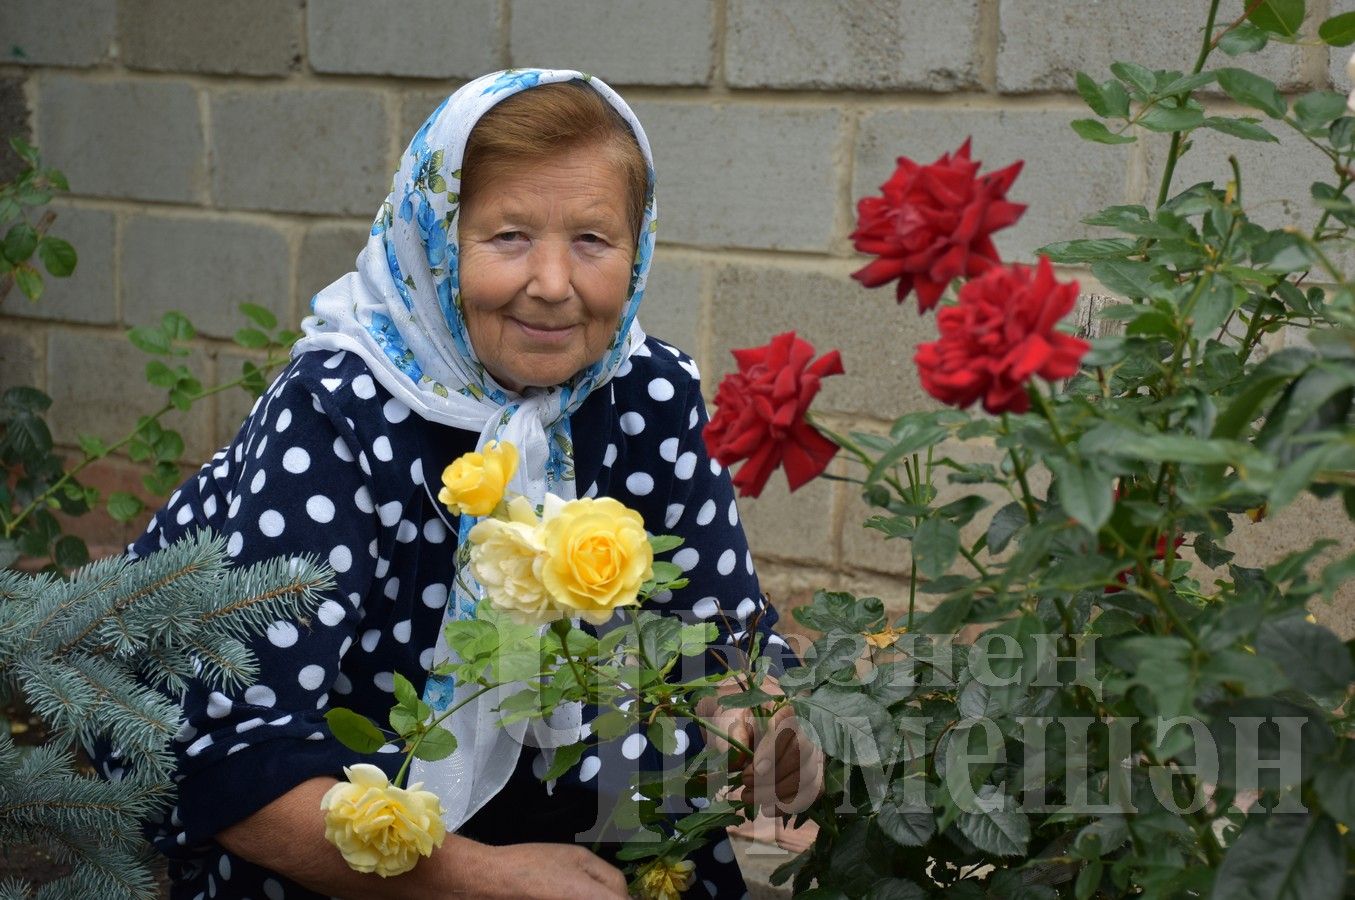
[[320, 763, 445, 878], [539, 495, 653, 625], [468, 496, 557, 624], [438, 441, 518, 517], [635, 857, 696, 900]]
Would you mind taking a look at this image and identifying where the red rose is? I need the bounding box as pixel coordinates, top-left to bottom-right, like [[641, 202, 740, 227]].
[[914, 256, 1088, 415], [704, 331, 844, 498], [851, 139, 1026, 313]]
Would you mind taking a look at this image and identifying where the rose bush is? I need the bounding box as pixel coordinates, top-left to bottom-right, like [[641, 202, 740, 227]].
[[698, 2, 1355, 897]]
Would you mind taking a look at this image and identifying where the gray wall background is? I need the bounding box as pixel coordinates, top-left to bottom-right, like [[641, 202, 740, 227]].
[[3, 0, 1355, 636]]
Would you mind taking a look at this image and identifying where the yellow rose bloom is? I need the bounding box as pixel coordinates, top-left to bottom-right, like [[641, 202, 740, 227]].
[[438, 441, 518, 517], [635, 857, 696, 900], [539, 495, 653, 625], [320, 763, 445, 878], [468, 496, 557, 624]]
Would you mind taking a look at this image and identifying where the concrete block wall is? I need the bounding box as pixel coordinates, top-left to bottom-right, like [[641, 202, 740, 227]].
[[4, 0, 1355, 645]]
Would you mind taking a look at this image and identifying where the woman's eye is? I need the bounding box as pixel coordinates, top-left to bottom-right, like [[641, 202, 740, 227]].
[[577, 233, 606, 245], [494, 231, 525, 242]]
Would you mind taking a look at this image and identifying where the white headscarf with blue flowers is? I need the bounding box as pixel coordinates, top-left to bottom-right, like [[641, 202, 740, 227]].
[[297, 68, 657, 830]]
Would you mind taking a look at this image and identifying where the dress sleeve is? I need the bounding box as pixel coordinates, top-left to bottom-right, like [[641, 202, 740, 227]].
[[128, 367, 401, 846], [650, 376, 794, 680]]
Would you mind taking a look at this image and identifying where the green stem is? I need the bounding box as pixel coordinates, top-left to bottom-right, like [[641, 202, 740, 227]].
[[394, 683, 497, 786], [1154, 0, 1223, 209], [1002, 415, 1040, 525], [4, 352, 291, 538], [684, 709, 756, 760]]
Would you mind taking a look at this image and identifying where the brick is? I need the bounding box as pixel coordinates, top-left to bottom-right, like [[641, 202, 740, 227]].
[[1, 0, 114, 67], [4, 204, 115, 325], [119, 0, 302, 76], [709, 259, 941, 418], [37, 76, 205, 204], [855, 107, 1135, 261], [631, 101, 843, 251], [639, 250, 703, 369], [738, 457, 838, 570], [122, 214, 292, 340], [211, 87, 390, 216], [299, 222, 369, 312], [997, 0, 1305, 94], [308, 0, 499, 78], [510, 0, 713, 86], [46, 329, 215, 461], [0, 324, 41, 393], [0, 77, 29, 183], [726, 0, 981, 91]]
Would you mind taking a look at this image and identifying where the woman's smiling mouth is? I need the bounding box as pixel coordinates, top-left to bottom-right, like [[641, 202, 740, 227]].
[[511, 318, 579, 343]]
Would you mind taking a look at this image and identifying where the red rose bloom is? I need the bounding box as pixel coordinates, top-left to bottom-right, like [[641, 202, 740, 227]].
[[851, 139, 1026, 313], [914, 256, 1088, 415], [704, 331, 844, 498]]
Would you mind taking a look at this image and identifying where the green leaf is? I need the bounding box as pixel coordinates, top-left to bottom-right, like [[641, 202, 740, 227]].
[[956, 785, 1030, 856], [876, 791, 936, 848], [14, 264, 41, 301], [648, 534, 683, 554], [1202, 116, 1279, 142], [863, 879, 928, 900], [1246, 0, 1306, 38], [793, 688, 894, 764], [106, 492, 143, 523], [1091, 259, 1162, 298], [77, 433, 107, 456], [1070, 119, 1136, 144], [127, 326, 171, 355], [1190, 276, 1237, 339], [52, 535, 88, 570], [1213, 812, 1343, 900], [35, 236, 75, 277], [1138, 104, 1205, 132], [411, 724, 456, 761], [987, 501, 1027, 554], [1294, 91, 1349, 132], [3, 222, 37, 263], [1047, 456, 1114, 533], [1216, 67, 1287, 118], [144, 360, 177, 388], [1075, 71, 1110, 115], [912, 518, 959, 579], [542, 742, 585, 781], [1313, 764, 1355, 824], [392, 671, 418, 708], [238, 302, 278, 330], [1256, 616, 1354, 696], [1037, 238, 1136, 263], [324, 708, 387, 753], [1320, 10, 1355, 45], [1110, 60, 1157, 94], [1158, 71, 1219, 95], [234, 328, 269, 349], [1219, 22, 1270, 55], [162, 311, 195, 341]]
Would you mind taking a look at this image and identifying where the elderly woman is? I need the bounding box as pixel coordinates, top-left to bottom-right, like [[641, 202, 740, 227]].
[[100, 69, 818, 899]]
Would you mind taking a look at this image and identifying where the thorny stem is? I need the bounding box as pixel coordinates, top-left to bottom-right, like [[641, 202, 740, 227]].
[[394, 683, 496, 787], [1154, 0, 1224, 210]]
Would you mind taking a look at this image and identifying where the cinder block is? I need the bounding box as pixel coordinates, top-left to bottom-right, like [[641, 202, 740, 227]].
[[37, 75, 205, 204], [307, 0, 499, 78], [630, 101, 843, 252], [400, 90, 461, 151], [0, 77, 29, 183], [46, 329, 215, 461], [0, 325, 42, 393], [510, 0, 714, 86], [998, 0, 1305, 94], [737, 457, 838, 571], [726, 0, 982, 91], [708, 259, 942, 418], [639, 250, 703, 368], [119, 0, 302, 76], [854, 107, 1134, 262], [1152, 120, 1330, 233], [299, 222, 369, 310], [3, 204, 116, 325], [1, 0, 114, 67], [211, 87, 390, 216], [122, 214, 292, 340]]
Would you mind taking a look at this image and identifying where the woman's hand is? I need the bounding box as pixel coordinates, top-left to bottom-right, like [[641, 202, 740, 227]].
[[694, 675, 825, 817], [470, 843, 630, 899]]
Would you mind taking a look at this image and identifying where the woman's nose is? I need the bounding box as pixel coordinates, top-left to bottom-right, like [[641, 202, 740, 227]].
[[525, 240, 573, 303]]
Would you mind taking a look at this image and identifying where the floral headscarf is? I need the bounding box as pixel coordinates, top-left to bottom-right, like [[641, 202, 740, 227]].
[[296, 68, 658, 829]]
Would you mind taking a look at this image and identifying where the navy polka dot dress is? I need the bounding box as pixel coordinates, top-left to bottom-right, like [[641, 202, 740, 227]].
[[95, 337, 787, 900]]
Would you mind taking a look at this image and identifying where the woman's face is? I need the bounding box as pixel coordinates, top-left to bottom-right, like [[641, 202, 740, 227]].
[[458, 144, 636, 393]]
